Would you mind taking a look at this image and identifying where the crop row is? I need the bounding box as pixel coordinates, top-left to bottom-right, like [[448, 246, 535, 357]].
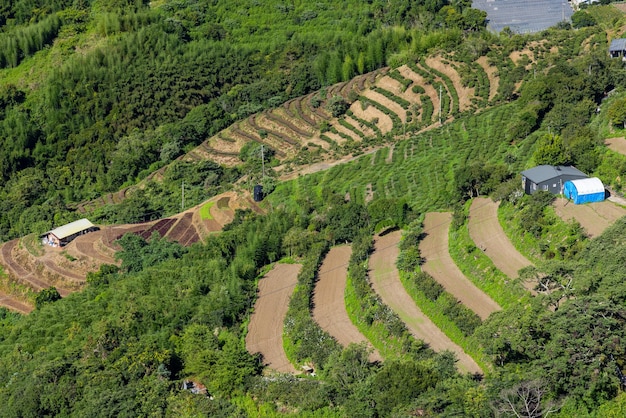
[[371, 86, 411, 109]]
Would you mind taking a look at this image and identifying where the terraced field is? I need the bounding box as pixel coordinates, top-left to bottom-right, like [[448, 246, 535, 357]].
[[0, 191, 256, 313], [552, 197, 626, 238], [312, 246, 381, 362], [246, 263, 301, 373], [73, 51, 507, 216], [368, 231, 482, 374], [468, 198, 532, 280], [420, 212, 500, 320]]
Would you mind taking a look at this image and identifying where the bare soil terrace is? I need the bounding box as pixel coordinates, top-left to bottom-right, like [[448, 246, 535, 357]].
[[312, 245, 381, 363], [468, 197, 532, 280], [552, 197, 626, 238], [368, 230, 482, 374], [420, 212, 500, 320], [246, 263, 301, 373]]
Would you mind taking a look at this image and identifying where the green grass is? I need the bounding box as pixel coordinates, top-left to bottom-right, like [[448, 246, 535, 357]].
[[399, 269, 489, 371], [344, 274, 410, 360], [269, 104, 527, 215], [199, 201, 215, 220], [447, 204, 530, 309], [21, 234, 44, 257]]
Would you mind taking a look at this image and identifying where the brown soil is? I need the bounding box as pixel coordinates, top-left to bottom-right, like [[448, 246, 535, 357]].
[[420, 212, 500, 320], [614, 3, 626, 12], [362, 89, 406, 123], [368, 231, 482, 374], [71, 230, 117, 264], [476, 56, 499, 101], [376, 76, 422, 105], [246, 263, 301, 373], [344, 115, 376, 138], [333, 121, 362, 142], [312, 245, 381, 362], [350, 101, 393, 134], [426, 56, 474, 111], [468, 198, 532, 280], [0, 290, 32, 314], [397, 65, 440, 121], [553, 197, 626, 238], [605, 137, 626, 157]]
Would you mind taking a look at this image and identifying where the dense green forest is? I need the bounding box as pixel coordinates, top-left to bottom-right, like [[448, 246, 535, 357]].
[[3, 0, 626, 416], [0, 0, 485, 241]]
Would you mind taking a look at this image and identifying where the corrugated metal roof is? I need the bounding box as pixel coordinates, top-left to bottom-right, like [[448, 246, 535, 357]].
[[610, 39, 626, 52], [567, 177, 604, 195], [521, 165, 587, 184], [46, 219, 95, 240]]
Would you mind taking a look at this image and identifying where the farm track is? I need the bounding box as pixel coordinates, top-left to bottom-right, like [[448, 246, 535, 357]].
[[553, 197, 626, 238], [246, 263, 301, 373], [265, 109, 314, 138], [420, 212, 500, 320], [468, 198, 532, 280], [333, 122, 362, 142], [376, 76, 422, 108], [368, 231, 482, 374], [312, 246, 381, 362], [42, 259, 85, 283], [1, 240, 72, 296], [344, 115, 376, 138], [248, 114, 300, 147], [233, 122, 289, 158], [0, 290, 32, 314]]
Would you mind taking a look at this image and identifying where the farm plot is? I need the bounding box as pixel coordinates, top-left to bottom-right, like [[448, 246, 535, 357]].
[[425, 56, 473, 112], [349, 101, 393, 134], [0, 240, 72, 297], [368, 230, 481, 374], [553, 198, 626, 238], [469, 198, 532, 279], [246, 263, 302, 373], [138, 218, 176, 240], [72, 230, 116, 264], [0, 291, 32, 314], [605, 137, 626, 156], [476, 56, 498, 101], [420, 212, 500, 320], [312, 246, 381, 362], [166, 213, 194, 243]]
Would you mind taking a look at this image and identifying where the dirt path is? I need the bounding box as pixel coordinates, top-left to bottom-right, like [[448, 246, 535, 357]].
[[312, 246, 381, 362], [246, 263, 301, 373], [0, 291, 32, 314], [605, 137, 626, 156], [420, 212, 500, 320], [369, 230, 481, 374], [553, 197, 626, 238], [468, 198, 532, 279]]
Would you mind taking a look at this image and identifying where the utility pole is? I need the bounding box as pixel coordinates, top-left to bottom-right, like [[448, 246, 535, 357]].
[[438, 84, 442, 125], [261, 145, 265, 180], [181, 181, 185, 212]]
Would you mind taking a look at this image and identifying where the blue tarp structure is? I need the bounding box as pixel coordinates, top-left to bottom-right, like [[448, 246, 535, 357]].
[[563, 177, 605, 204]]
